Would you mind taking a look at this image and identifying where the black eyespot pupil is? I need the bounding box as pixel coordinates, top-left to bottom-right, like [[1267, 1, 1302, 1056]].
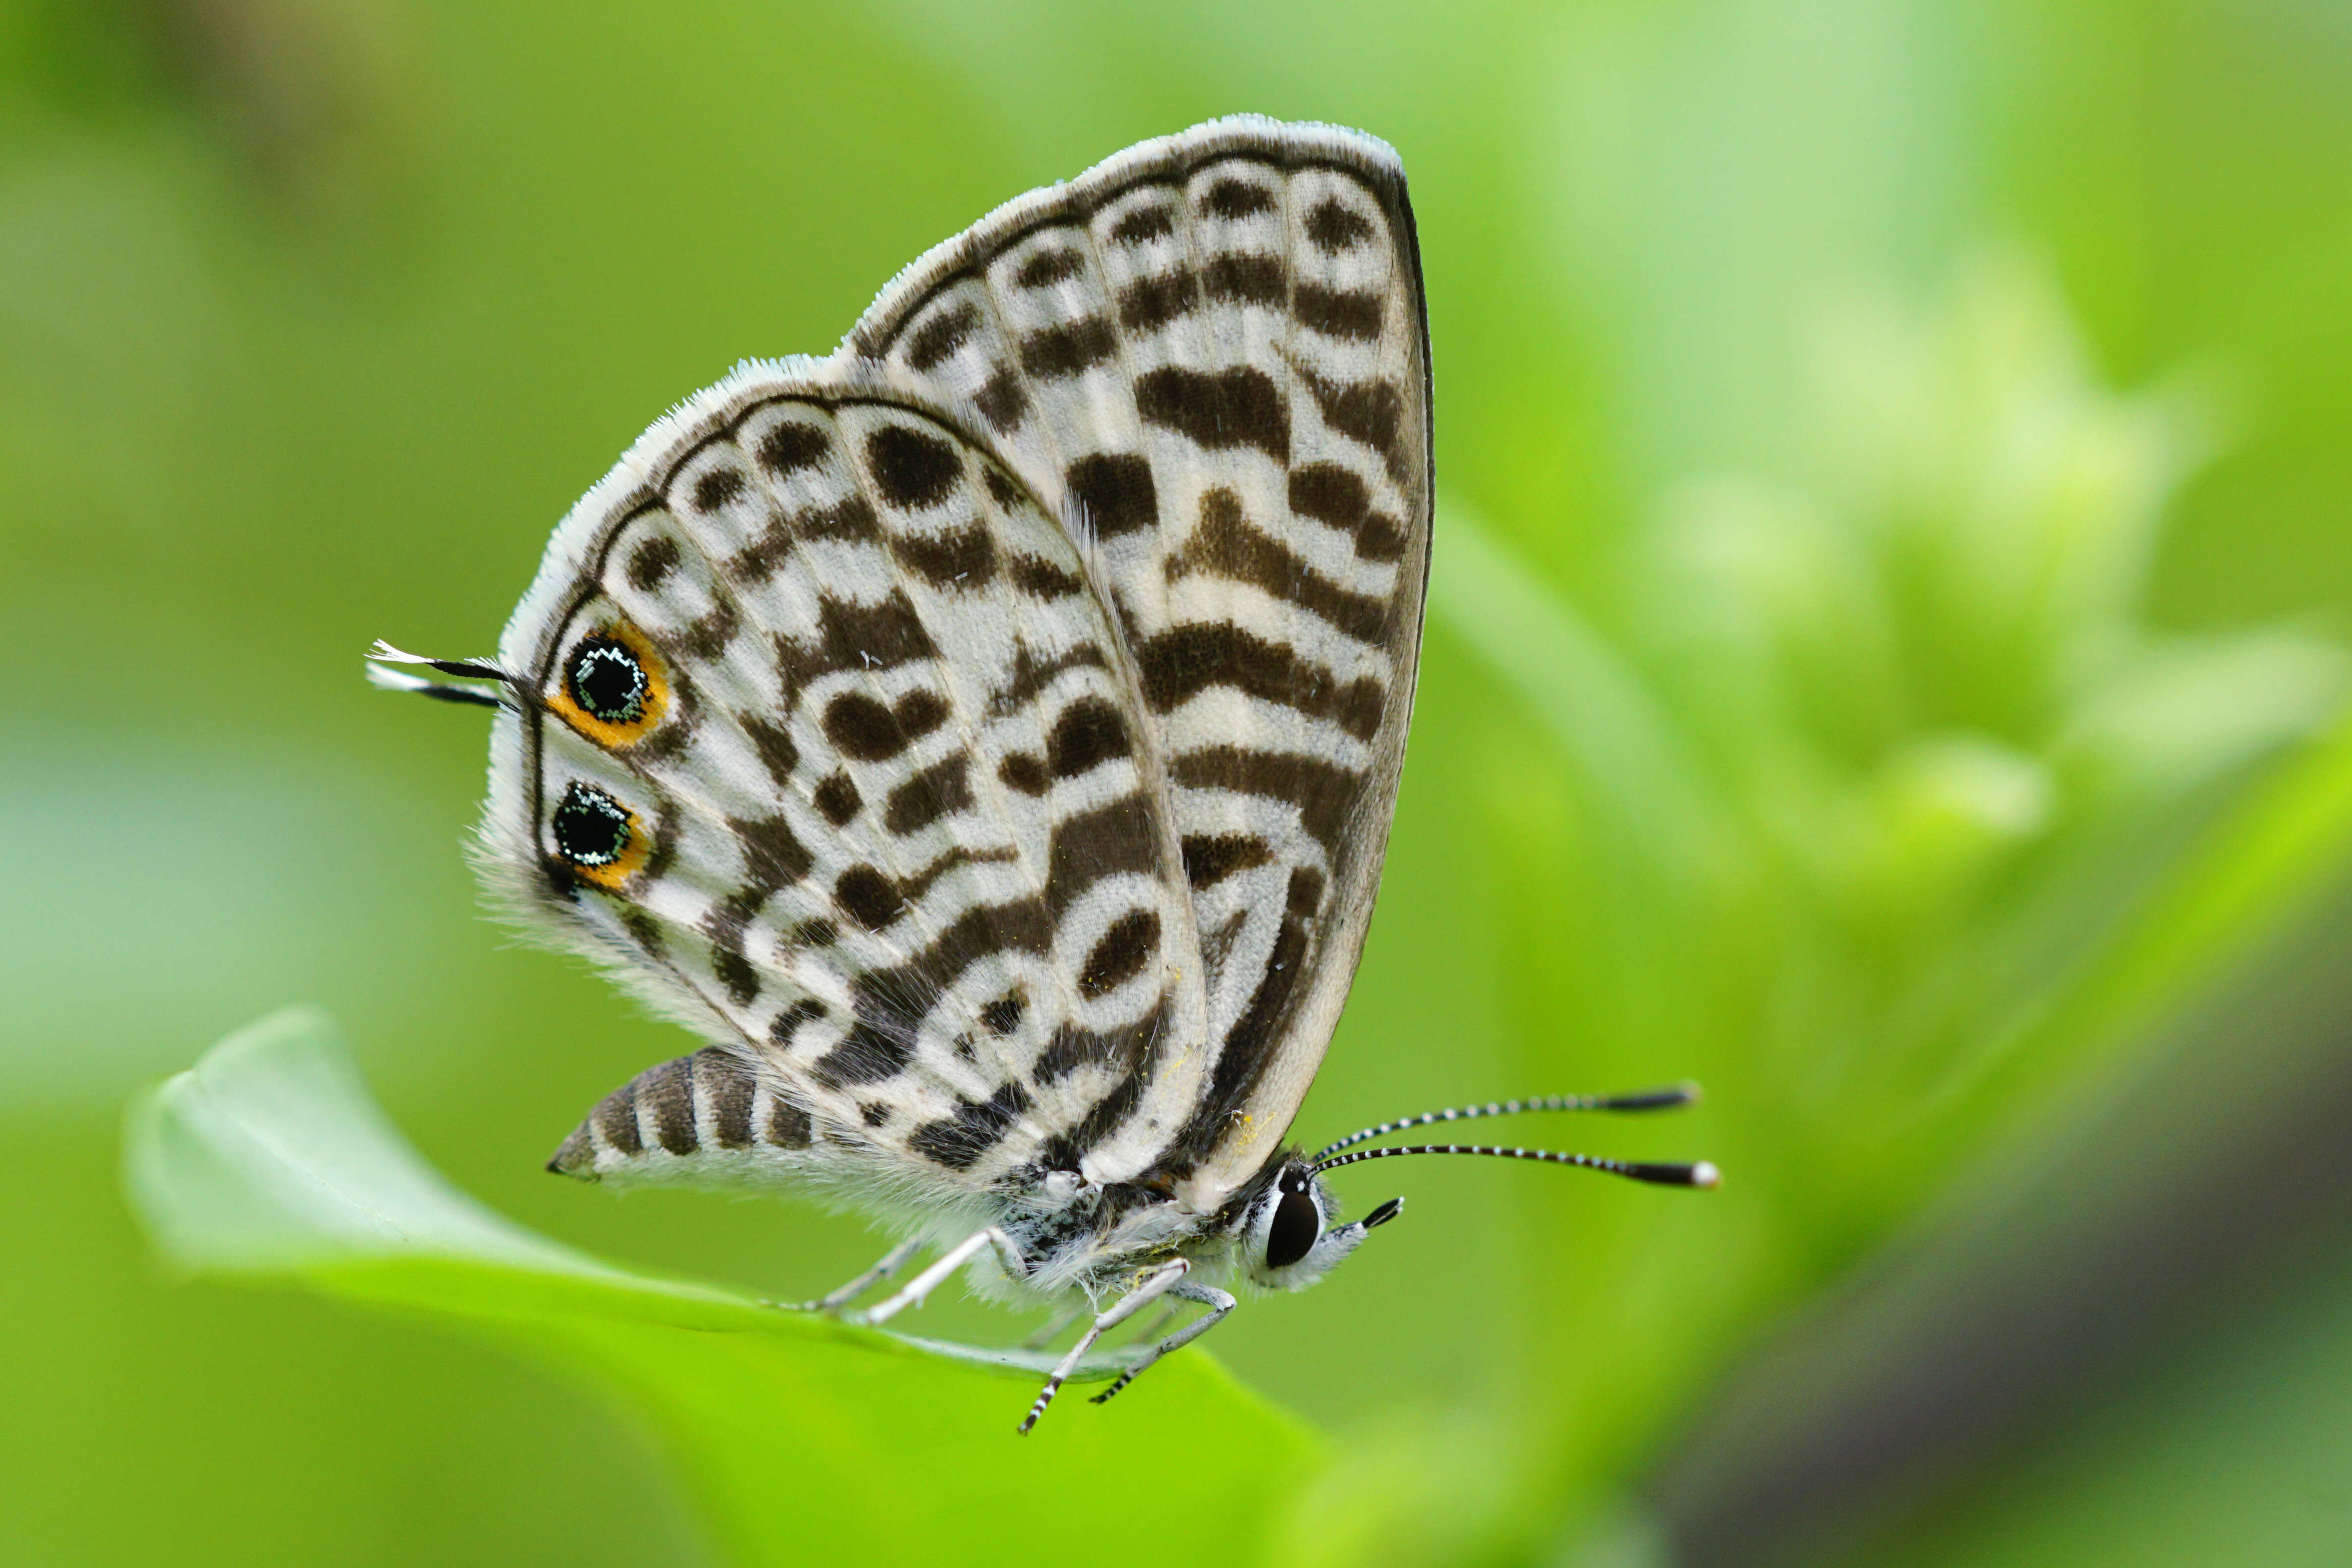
[[568, 637, 648, 723], [551, 781, 631, 868], [1265, 1189, 1319, 1270]]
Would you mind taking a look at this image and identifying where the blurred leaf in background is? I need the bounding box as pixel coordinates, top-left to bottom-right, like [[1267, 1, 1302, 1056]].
[[1428, 246, 2352, 1563], [8, 0, 2352, 1565]]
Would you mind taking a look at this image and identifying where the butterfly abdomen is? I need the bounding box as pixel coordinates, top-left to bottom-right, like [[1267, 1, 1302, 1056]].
[[547, 1047, 816, 1182]]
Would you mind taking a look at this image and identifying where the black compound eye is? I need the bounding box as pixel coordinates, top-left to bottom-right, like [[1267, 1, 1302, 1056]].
[[567, 635, 649, 724], [550, 781, 632, 868], [1265, 1188, 1320, 1270]]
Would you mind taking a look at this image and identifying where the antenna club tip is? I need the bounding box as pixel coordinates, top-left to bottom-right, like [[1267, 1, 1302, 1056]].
[[1690, 1161, 1722, 1189], [1679, 1080, 1705, 1105]]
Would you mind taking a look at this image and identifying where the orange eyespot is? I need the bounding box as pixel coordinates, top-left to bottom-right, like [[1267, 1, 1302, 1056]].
[[548, 619, 669, 748], [549, 780, 650, 889]]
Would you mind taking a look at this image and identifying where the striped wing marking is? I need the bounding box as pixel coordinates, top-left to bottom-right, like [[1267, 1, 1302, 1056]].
[[848, 116, 1434, 1206], [488, 372, 1211, 1195]]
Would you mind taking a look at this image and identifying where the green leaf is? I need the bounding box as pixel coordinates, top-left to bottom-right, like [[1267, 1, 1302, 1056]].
[[1430, 435, 2352, 1553], [123, 1008, 1321, 1568]]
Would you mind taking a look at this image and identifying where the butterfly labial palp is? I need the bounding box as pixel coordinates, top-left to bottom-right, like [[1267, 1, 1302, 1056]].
[[368, 116, 1716, 1434]]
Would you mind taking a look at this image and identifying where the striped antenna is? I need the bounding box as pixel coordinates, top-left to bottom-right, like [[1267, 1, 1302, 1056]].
[[366, 642, 521, 711], [368, 641, 516, 683], [1309, 1084, 1700, 1164], [1311, 1143, 1721, 1188]]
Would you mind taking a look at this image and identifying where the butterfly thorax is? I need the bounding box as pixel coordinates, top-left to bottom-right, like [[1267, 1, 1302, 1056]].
[[982, 1176, 1225, 1300]]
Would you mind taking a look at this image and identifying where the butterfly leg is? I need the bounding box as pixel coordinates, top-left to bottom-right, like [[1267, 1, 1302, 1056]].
[[792, 1235, 925, 1313], [1017, 1259, 1188, 1435], [1088, 1281, 1235, 1407], [859, 1226, 1028, 1327]]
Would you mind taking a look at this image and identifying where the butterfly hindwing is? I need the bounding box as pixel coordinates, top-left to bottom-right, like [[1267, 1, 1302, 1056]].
[[490, 372, 1211, 1195], [848, 117, 1433, 1205], [375, 119, 1484, 1430]]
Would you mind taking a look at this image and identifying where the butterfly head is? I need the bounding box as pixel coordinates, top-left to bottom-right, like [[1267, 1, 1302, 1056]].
[[1229, 1085, 1720, 1291], [1237, 1157, 1404, 1291]]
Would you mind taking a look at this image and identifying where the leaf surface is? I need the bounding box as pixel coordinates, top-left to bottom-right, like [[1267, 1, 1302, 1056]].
[[124, 1008, 1320, 1567]]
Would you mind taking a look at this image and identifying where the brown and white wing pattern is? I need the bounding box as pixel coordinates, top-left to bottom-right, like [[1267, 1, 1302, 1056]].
[[847, 117, 1432, 1207], [483, 367, 1210, 1198]]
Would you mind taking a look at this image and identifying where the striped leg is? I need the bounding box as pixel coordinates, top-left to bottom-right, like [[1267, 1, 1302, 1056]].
[[1018, 1259, 1188, 1435], [1088, 1281, 1235, 1406], [794, 1236, 925, 1313], [859, 1227, 1027, 1327]]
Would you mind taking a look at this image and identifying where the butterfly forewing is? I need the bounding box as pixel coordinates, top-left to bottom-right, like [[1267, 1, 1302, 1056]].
[[849, 120, 1432, 1205], [493, 376, 1210, 1193]]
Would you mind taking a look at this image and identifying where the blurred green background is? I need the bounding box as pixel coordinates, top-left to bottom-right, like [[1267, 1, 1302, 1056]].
[[7, 0, 2352, 1564]]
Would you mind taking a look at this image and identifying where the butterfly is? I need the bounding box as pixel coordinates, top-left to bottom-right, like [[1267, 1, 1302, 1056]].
[[371, 116, 1715, 1433]]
